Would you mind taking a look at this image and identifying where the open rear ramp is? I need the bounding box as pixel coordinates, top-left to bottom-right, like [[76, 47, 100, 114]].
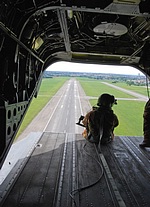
[[0, 133, 149, 207]]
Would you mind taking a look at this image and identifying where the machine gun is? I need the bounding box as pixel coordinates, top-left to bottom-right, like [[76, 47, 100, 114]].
[[76, 115, 85, 127], [76, 106, 98, 127]]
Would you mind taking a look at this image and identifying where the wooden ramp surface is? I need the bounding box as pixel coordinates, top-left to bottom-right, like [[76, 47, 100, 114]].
[[0, 133, 150, 207]]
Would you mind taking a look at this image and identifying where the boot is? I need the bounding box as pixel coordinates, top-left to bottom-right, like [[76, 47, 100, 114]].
[[139, 135, 150, 147], [139, 141, 150, 148]]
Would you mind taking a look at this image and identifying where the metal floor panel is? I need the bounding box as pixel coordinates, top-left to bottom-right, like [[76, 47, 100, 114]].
[[101, 136, 150, 207], [0, 133, 150, 207]]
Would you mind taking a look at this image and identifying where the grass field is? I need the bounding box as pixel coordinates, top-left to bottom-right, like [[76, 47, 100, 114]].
[[104, 79, 149, 97], [16, 77, 69, 137], [90, 99, 144, 136], [77, 78, 135, 98], [78, 78, 146, 136]]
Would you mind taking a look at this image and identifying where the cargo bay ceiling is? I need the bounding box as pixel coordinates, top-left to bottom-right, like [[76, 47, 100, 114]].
[[0, 0, 150, 168]]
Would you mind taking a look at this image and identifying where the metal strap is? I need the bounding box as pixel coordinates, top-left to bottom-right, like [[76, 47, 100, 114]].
[[99, 153, 126, 207]]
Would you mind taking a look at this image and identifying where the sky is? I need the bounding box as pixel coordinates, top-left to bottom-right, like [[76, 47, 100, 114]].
[[46, 61, 144, 76]]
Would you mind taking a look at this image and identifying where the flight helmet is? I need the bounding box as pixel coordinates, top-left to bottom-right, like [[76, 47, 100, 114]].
[[97, 93, 117, 107]]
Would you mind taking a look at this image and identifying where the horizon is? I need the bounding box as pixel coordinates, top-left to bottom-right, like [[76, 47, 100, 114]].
[[46, 70, 142, 76], [47, 61, 145, 76]]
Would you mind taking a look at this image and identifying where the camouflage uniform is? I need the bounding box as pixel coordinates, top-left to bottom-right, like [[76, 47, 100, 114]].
[[88, 106, 119, 144], [139, 99, 150, 147], [82, 93, 119, 144]]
